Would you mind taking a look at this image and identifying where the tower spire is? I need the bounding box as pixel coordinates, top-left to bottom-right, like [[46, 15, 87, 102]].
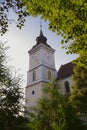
[[36, 20, 47, 45], [40, 21, 43, 36]]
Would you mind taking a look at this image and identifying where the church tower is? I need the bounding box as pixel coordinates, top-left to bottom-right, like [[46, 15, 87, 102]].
[[26, 26, 57, 107]]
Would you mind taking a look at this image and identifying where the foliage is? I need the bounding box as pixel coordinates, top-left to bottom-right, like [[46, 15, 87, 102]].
[[23, 0, 87, 67], [0, 41, 28, 130], [0, 0, 87, 67], [70, 65, 87, 114], [74, 54, 87, 69], [0, 0, 29, 35], [28, 80, 86, 130], [63, 102, 86, 130], [29, 81, 66, 130]]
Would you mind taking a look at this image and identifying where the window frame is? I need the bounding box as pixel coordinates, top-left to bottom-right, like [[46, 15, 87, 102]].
[[48, 70, 51, 80], [64, 81, 70, 93], [33, 70, 36, 81]]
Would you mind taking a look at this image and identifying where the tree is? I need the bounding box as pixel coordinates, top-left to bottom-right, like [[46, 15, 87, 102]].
[[29, 81, 66, 130], [70, 65, 87, 115], [0, 0, 29, 35], [0, 41, 28, 130], [63, 102, 86, 130], [0, 1, 87, 67], [23, 0, 87, 68], [28, 80, 86, 130]]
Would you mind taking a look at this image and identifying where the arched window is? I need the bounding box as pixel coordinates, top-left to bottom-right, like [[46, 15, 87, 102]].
[[64, 81, 70, 93], [48, 70, 51, 80], [32, 90, 35, 95], [33, 71, 36, 81]]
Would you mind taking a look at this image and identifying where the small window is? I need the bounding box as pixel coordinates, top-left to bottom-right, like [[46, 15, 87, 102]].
[[32, 90, 35, 95], [48, 70, 51, 80], [64, 81, 70, 93], [33, 71, 36, 81]]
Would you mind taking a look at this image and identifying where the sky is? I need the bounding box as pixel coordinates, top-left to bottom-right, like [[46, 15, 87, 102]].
[[0, 15, 78, 86]]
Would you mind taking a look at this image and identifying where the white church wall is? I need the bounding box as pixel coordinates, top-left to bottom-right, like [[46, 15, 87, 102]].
[[29, 49, 41, 70], [58, 76, 73, 95], [25, 82, 44, 107], [26, 29, 57, 107], [27, 66, 42, 86], [27, 65, 57, 86], [41, 47, 55, 68]]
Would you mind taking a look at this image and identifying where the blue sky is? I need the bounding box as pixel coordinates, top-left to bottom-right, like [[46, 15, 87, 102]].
[[0, 15, 78, 86]]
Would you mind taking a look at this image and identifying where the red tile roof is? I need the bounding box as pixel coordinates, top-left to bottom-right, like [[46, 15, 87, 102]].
[[57, 62, 75, 80]]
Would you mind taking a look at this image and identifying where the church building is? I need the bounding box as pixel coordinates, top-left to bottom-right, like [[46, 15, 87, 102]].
[[25, 26, 74, 108]]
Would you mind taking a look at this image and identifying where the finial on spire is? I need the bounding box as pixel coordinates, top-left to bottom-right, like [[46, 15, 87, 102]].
[[40, 20, 42, 29], [36, 20, 47, 45], [40, 20, 43, 36]]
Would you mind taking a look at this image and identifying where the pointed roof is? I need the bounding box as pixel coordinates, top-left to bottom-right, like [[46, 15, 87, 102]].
[[36, 25, 47, 45], [57, 62, 75, 80], [39, 24, 43, 36], [32, 24, 52, 49]]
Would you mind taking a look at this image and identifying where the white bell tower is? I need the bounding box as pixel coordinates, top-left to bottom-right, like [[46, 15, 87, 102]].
[[26, 26, 57, 107]]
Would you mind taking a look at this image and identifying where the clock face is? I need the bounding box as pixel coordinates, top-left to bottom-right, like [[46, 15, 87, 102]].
[[43, 50, 51, 64], [43, 50, 53, 66], [47, 53, 50, 60], [32, 52, 39, 66]]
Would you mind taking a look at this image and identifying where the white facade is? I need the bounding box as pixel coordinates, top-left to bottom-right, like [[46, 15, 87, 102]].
[[58, 76, 73, 96], [26, 33, 57, 107], [57, 62, 74, 97]]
